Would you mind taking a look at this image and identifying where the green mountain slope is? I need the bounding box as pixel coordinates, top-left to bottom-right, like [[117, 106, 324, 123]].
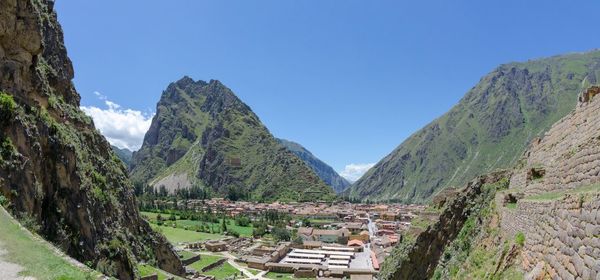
[[130, 77, 334, 202], [277, 138, 350, 193], [348, 50, 600, 203], [111, 145, 133, 168], [0, 1, 183, 278]]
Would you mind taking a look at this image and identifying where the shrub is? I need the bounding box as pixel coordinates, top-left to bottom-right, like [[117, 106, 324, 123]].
[[515, 232, 525, 247], [0, 92, 16, 124], [0, 195, 7, 207]]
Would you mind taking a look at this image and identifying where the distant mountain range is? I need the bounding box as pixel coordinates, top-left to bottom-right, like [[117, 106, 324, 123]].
[[347, 50, 600, 203], [277, 138, 351, 193], [130, 77, 334, 202], [111, 145, 132, 167]]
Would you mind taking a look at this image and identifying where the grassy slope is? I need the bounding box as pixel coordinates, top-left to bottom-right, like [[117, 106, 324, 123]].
[[0, 208, 101, 280], [349, 50, 600, 203]]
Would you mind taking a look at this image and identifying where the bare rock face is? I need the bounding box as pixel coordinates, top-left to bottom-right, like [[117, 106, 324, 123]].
[[0, 0, 184, 278]]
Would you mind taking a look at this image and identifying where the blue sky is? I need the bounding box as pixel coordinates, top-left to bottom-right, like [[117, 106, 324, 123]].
[[55, 1, 600, 181]]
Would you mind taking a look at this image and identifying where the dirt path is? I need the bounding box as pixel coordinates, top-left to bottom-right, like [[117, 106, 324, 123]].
[[0, 247, 35, 280]]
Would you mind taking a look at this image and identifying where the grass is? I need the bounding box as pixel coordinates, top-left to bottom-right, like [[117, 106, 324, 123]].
[[202, 262, 241, 279], [187, 254, 224, 271], [142, 211, 254, 237], [150, 224, 225, 244], [264, 272, 313, 279], [0, 208, 101, 280], [137, 264, 186, 280], [177, 250, 197, 260], [505, 202, 517, 209], [524, 182, 600, 201]]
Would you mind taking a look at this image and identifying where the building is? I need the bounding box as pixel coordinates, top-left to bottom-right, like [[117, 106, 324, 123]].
[[205, 240, 227, 252]]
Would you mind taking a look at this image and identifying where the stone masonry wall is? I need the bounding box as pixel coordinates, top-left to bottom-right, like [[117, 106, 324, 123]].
[[509, 95, 600, 195], [502, 88, 600, 279], [501, 194, 600, 280]]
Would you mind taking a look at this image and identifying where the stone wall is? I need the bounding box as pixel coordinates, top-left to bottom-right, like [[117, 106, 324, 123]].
[[509, 94, 600, 195], [501, 87, 600, 279], [501, 194, 600, 280]]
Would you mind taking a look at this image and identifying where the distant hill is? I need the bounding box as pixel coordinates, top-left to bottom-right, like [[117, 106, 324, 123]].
[[111, 145, 133, 168], [130, 77, 334, 202], [277, 138, 351, 193], [347, 50, 600, 203]]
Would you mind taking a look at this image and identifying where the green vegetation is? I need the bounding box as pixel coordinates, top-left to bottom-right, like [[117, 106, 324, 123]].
[[0, 208, 101, 279], [138, 264, 185, 280], [187, 254, 224, 271], [202, 262, 241, 279], [0, 91, 16, 124], [177, 250, 197, 260], [130, 77, 334, 202], [524, 182, 600, 201], [349, 50, 600, 203], [265, 272, 313, 279], [431, 179, 523, 280], [515, 232, 525, 247], [151, 224, 224, 244], [505, 202, 517, 209], [277, 138, 351, 193]]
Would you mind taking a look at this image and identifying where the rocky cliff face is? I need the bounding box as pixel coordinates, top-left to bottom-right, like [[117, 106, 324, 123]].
[[378, 171, 511, 280], [0, 1, 183, 278], [348, 50, 600, 203], [277, 138, 350, 193], [131, 77, 335, 202]]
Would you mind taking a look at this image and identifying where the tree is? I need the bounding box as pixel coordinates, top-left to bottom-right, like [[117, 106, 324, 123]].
[[272, 227, 291, 242]]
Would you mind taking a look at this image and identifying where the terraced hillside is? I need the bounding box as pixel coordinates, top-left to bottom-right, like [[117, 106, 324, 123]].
[[131, 77, 334, 202], [349, 50, 600, 203]]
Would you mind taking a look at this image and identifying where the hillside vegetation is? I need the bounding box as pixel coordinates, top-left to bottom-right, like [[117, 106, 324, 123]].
[[0, 207, 102, 279], [131, 77, 334, 202], [348, 50, 600, 203], [278, 138, 350, 193]]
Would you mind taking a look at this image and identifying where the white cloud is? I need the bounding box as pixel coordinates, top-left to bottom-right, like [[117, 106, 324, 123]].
[[81, 93, 153, 151], [340, 163, 375, 182]]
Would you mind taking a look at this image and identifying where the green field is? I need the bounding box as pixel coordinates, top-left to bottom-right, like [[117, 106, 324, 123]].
[[177, 250, 197, 260], [0, 208, 101, 280], [188, 254, 224, 271], [202, 262, 241, 279], [142, 211, 254, 237], [138, 264, 185, 280], [151, 224, 225, 244]]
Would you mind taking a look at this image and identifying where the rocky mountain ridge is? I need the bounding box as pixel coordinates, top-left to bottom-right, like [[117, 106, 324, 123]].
[[277, 138, 351, 193], [0, 0, 183, 278], [131, 77, 335, 202]]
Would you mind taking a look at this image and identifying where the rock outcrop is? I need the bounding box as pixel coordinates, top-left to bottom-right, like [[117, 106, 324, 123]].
[[130, 77, 335, 202], [347, 50, 600, 203], [0, 0, 183, 278], [378, 171, 510, 280]]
